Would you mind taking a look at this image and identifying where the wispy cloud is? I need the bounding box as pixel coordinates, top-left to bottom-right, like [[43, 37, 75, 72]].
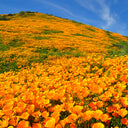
[[33, 0, 127, 35], [35, 0, 93, 23], [114, 0, 118, 4], [36, 0, 74, 17], [75, 0, 116, 29]]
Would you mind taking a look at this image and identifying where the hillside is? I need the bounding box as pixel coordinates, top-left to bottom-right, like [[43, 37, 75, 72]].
[[0, 12, 128, 128], [0, 12, 128, 72]]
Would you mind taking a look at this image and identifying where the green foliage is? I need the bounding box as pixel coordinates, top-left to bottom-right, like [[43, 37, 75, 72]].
[[33, 36, 51, 40], [35, 46, 83, 58], [9, 39, 25, 47], [7, 13, 15, 16], [25, 10, 34, 13], [0, 37, 10, 51], [43, 30, 64, 34], [28, 115, 35, 127], [0, 38, 24, 51], [0, 61, 19, 73], [35, 47, 50, 54], [60, 111, 71, 120], [107, 41, 128, 57], [0, 15, 10, 20], [72, 33, 91, 37], [50, 99, 62, 107], [29, 46, 84, 66], [106, 31, 118, 40], [52, 47, 58, 52], [19, 11, 35, 16], [109, 116, 127, 128], [0, 43, 10, 51], [0, 36, 2, 42], [19, 11, 25, 16], [86, 27, 95, 32], [71, 20, 84, 25], [28, 54, 48, 64]]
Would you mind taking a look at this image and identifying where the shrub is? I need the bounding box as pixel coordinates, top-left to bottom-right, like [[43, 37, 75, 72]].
[[19, 11, 25, 16], [0, 15, 10, 20], [8, 13, 14, 16], [43, 30, 64, 34], [33, 36, 50, 40]]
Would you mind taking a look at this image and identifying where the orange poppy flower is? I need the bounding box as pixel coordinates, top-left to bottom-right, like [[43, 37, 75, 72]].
[[8, 126, 14, 128], [92, 122, 105, 128], [55, 123, 62, 128], [83, 110, 93, 121], [44, 117, 55, 128], [70, 123, 77, 128], [82, 87, 90, 97], [9, 117, 17, 126], [32, 123, 42, 128], [0, 110, 4, 118], [41, 111, 49, 119], [106, 106, 115, 113], [96, 101, 104, 108], [121, 118, 128, 125], [118, 109, 127, 117], [51, 111, 60, 124], [67, 113, 78, 123], [26, 104, 35, 114], [100, 113, 110, 122], [0, 119, 9, 127], [93, 110, 103, 120], [17, 120, 29, 128], [112, 112, 118, 117], [72, 105, 83, 114], [20, 112, 29, 120]]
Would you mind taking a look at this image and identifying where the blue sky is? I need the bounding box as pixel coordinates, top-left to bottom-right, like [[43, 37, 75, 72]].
[[0, 0, 128, 36]]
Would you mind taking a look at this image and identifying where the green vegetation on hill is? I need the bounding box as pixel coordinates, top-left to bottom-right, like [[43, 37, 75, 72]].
[[0, 11, 128, 128], [0, 11, 128, 73]]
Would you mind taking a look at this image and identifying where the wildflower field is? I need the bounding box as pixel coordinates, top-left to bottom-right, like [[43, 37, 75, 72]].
[[0, 11, 128, 128]]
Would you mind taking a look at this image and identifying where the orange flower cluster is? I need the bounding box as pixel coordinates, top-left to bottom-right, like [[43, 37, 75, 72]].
[[0, 12, 128, 67], [0, 54, 128, 127]]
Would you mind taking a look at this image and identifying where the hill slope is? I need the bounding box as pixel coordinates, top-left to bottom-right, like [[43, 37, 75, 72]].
[[0, 12, 128, 128], [0, 12, 128, 72]]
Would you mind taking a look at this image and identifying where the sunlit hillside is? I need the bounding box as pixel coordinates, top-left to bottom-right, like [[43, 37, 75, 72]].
[[0, 11, 128, 72], [0, 11, 128, 128]]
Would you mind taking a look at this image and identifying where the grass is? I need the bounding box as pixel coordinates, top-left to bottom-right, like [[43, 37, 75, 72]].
[[72, 33, 91, 38], [41, 14, 57, 20], [33, 36, 51, 40], [107, 41, 128, 58], [0, 38, 25, 51], [86, 27, 95, 32], [0, 46, 68, 73], [28, 55, 48, 65], [9, 38, 25, 47], [0, 38, 25, 73], [106, 31, 119, 40], [106, 31, 128, 58], [19, 11, 35, 17], [0, 43, 10, 51], [0, 60, 19, 73], [71, 20, 84, 25], [0, 37, 10, 51], [35, 47, 83, 58], [0, 15, 10, 20], [43, 30, 64, 34]]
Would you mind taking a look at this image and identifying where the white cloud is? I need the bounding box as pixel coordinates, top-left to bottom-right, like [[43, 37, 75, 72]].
[[35, 0, 93, 23], [114, 0, 118, 4], [34, 0, 127, 35], [75, 0, 116, 29], [36, 0, 74, 16]]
